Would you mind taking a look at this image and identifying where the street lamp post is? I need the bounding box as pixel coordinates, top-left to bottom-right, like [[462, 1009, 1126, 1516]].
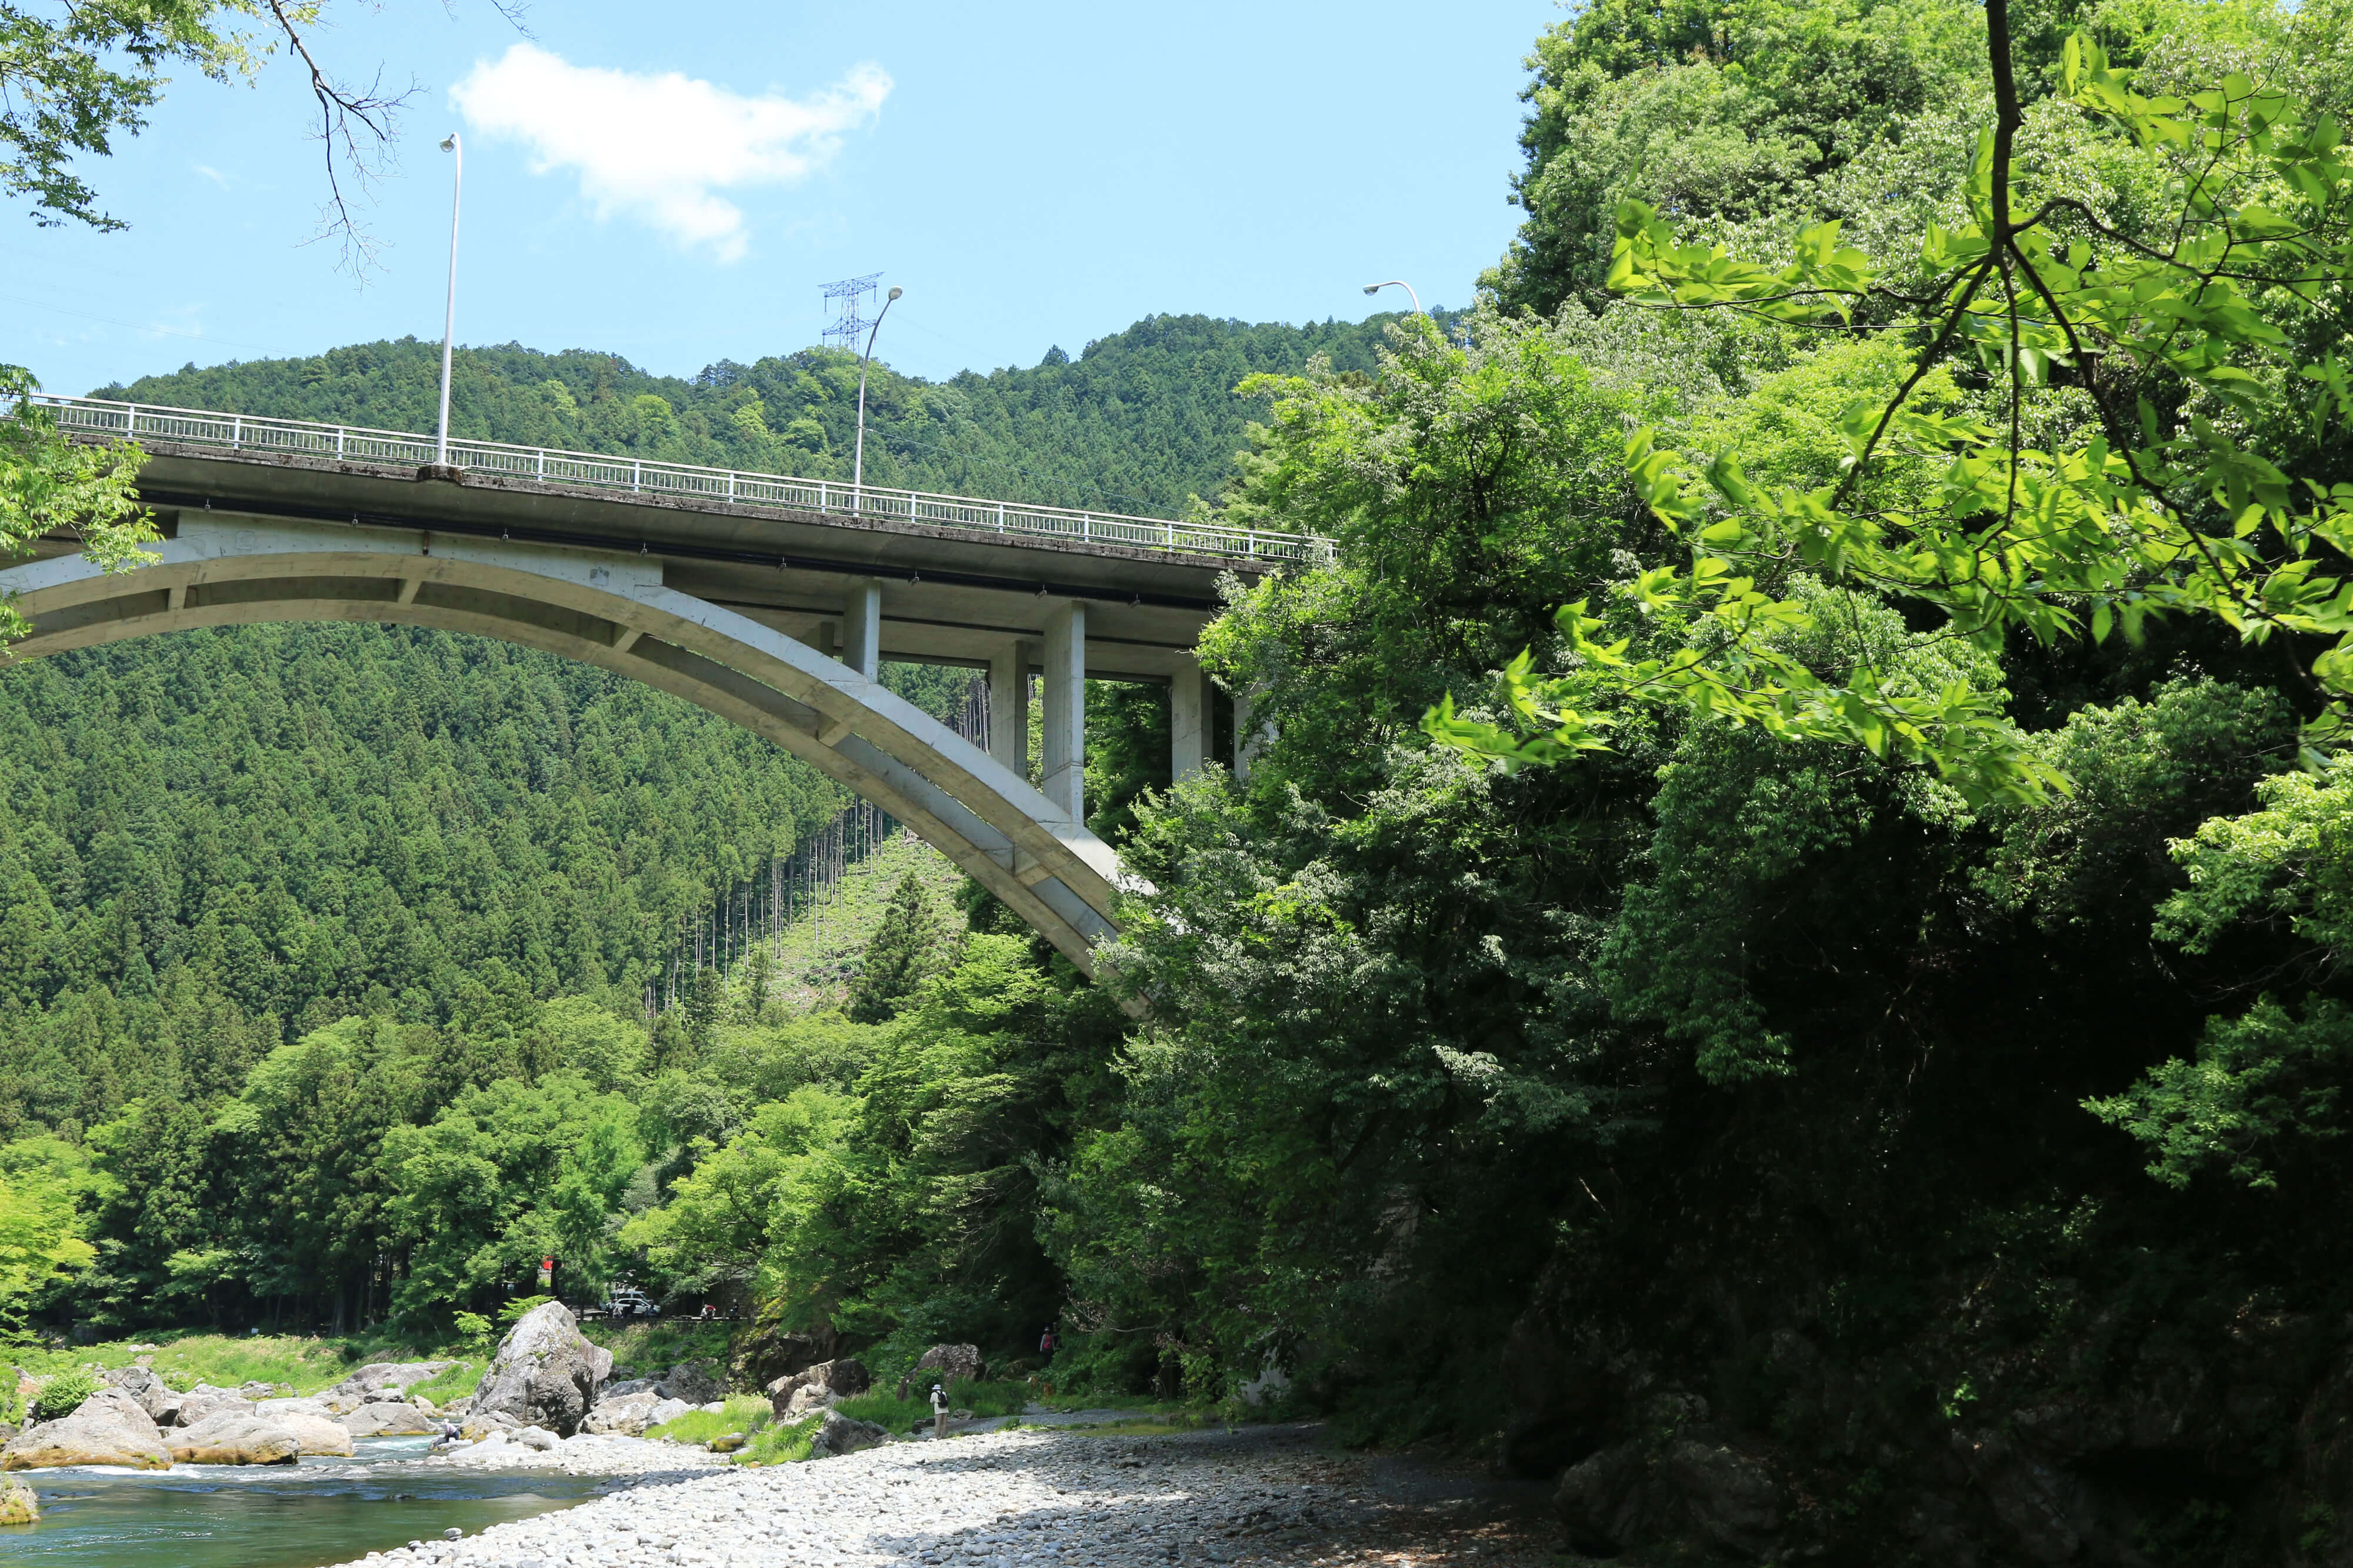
[[436, 134, 464, 469], [852, 285, 904, 512], [1362, 279, 1422, 316]]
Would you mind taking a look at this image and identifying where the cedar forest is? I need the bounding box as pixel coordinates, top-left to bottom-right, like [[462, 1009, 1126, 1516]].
[[6, 0, 2353, 1560]]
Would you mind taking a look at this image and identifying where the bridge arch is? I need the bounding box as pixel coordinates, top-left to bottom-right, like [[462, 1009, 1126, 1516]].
[[0, 513, 1139, 975]]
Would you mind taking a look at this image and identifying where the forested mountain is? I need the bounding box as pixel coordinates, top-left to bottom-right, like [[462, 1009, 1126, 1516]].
[[0, 626, 846, 1139], [14, 0, 2353, 1562], [94, 311, 1443, 517]]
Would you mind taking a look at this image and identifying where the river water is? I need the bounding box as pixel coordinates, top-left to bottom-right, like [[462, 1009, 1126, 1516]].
[[0, 1437, 609, 1567]]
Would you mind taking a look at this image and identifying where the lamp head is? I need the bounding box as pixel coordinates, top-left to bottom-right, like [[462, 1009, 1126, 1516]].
[[1362, 283, 1379, 295], [440, 135, 456, 152], [888, 286, 903, 301]]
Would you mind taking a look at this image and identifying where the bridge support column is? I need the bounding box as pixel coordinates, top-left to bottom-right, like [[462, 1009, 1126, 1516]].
[[988, 643, 1029, 781], [1171, 657, 1212, 781], [1041, 601, 1085, 820], [1234, 690, 1266, 783], [842, 579, 882, 678]]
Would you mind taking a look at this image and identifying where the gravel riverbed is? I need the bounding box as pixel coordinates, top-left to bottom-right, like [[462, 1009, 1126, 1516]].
[[325, 1423, 1556, 1568]]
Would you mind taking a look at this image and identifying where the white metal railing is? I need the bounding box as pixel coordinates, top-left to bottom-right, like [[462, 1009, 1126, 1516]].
[[27, 393, 1333, 566]]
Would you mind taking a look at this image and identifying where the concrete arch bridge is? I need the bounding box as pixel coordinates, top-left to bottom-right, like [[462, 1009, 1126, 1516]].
[[5, 398, 1325, 975]]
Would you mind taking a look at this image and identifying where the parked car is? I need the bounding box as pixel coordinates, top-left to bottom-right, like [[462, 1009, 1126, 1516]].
[[601, 1286, 661, 1319]]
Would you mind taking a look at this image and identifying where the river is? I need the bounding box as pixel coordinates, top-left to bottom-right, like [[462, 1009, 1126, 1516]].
[[0, 1437, 609, 1568]]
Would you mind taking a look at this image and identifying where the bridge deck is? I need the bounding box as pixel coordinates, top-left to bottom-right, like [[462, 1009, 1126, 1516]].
[[38, 395, 1326, 682]]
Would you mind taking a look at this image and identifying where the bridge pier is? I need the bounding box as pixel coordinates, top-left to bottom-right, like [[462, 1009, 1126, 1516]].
[[1041, 600, 1086, 820], [841, 578, 883, 678], [988, 643, 1029, 781], [1171, 659, 1211, 781]]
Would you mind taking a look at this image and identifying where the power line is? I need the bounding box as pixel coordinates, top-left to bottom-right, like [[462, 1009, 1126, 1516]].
[[0, 292, 281, 355]]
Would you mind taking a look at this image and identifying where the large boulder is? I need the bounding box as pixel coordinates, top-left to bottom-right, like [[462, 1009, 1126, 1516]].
[[169, 1389, 256, 1429], [326, 1361, 455, 1405], [167, 1412, 301, 1466], [464, 1302, 612, 1437], [338, 1401, 441, 1437], [767, 1357, 871, 1419], [580, 1388, 664, 1436], [914, 1344, 985, 1387], [1557, 1435, 1789, 1560], [656, 1360, 726, 1406], [104, 1365, 171, 1415], [806, 1408, 891, 1459], [2, 1387, 171, 1470], [732, 1327, 841, 1393], [275, 1410, 356, 1457]]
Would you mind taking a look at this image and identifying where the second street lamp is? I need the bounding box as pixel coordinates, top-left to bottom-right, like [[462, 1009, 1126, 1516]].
[[852, 285, 903, 512], [436, 133, 464, 469], [1362, 279, 1422, 316]]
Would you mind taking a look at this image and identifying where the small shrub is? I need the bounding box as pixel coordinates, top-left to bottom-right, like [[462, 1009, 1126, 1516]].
[[34, 1365, 99, 1421], [495, 1296, 555, 1330], [736, 1410, 821, 1464]]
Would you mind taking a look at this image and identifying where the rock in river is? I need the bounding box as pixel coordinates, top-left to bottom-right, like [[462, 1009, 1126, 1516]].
[[0, 1474, 36, 1522], [277, 1409, 357, 1456], [168, 1411, 302, 1466], [322, 1360, 456, 1414], [339, 1400, 441, 1437], [167, 1389, 257, 1429], [581, 1389, 664, 1436], [2, 1387, 172, 1470], [462, 1300, 613, 1436]]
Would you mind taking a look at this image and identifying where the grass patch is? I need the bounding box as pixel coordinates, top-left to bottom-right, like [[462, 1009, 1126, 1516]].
[[736, 1411, 821, 1464], [836, 1388, 931, 1433], [9, 1335, 371, 1395], [1032, 1391, 1166, 1411], [949, 1377, 1029, 1417], [581, 1320, 732, 1377], [647, 1393, 771, 1446], [406, 1361, 482, 1407]]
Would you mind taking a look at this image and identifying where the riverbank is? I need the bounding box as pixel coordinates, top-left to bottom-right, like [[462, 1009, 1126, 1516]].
[[326, 1422, 1559, 1568]]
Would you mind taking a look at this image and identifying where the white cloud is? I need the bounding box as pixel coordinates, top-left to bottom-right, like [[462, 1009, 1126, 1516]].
[[450, 45, 890, 262]]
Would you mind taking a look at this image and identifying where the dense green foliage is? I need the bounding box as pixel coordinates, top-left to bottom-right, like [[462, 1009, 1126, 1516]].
[[15, 2, 2353, 1557], [97, 312, 1443, 518]]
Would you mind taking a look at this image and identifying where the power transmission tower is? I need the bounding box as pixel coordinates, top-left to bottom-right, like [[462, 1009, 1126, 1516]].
[[821, 274, 882, 352]]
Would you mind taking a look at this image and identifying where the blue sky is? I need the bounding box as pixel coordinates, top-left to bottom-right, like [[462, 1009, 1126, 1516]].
[[2, 1, 1560, 402]]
